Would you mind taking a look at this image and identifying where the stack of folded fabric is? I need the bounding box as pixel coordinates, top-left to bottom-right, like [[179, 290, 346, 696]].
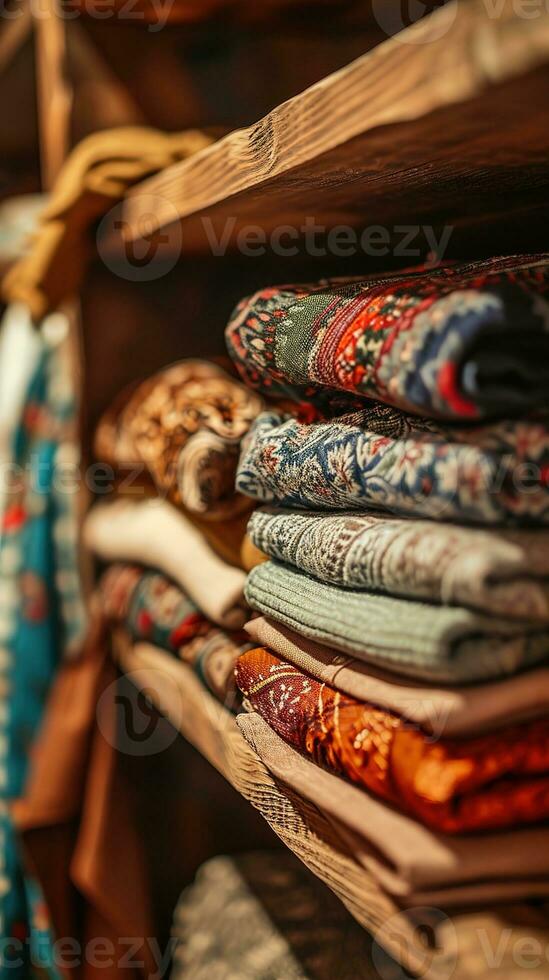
[[83, 359, 265, 707], [224, 253, 549, 906]]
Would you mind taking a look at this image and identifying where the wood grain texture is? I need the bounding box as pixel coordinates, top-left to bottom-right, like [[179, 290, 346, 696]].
[[114, 637, 549, 980], [118, 0, 549, 252]]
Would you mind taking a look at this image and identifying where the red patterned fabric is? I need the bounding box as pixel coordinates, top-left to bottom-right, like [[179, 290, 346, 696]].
[[236, 647, 549, 834]]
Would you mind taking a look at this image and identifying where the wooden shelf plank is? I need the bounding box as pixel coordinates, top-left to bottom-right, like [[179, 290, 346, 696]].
[[117, 0, 549, 254]]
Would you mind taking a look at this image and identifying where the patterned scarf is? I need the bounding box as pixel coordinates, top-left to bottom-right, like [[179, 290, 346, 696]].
[[236, 408, 549, 525], [94, 359, 262, 521], [236, 647, 549, 834], [226, 254, 549, 420], [99, 564, 249, 708]]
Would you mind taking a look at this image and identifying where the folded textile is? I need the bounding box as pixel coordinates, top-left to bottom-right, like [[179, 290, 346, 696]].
[[245, 617, 549, 737], [239, 713, 549, 905], [2, 127, 213, 320], [95, 359, 263, 521], [245, 561, 549, 683], [172, 851, 383, 980], [247, 508, 549, 619], [236, 648, 549, 833], [83, 498, 248, 629], [99, 564, 248, 706], [226, 254, 549, 420], [237, 409, 549, 525]]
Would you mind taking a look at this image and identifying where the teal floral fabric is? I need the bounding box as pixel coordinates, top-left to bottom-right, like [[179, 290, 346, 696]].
[[0, 334, 86, 978]]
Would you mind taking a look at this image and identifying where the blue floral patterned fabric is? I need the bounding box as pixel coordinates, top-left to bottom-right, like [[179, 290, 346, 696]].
[[0, 334, 86, 978], [236, 407, 549, 525]]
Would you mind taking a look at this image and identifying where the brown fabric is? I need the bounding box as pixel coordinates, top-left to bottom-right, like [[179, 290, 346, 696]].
[[238, 712, 549, 906], [2, 127, 212, 319], [12, 611, 155, 979], [240, 534, 269, 572], [94, 359, 262, 522], [236, 647, 549, 834], [245, 616, 549, 737]]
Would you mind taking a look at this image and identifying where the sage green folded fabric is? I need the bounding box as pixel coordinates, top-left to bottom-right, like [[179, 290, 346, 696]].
[[248, 508, 549, 620], [244, 562, 549, 684]]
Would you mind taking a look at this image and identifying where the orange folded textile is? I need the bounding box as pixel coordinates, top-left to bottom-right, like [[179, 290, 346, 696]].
[[235, 647, 549, 834]]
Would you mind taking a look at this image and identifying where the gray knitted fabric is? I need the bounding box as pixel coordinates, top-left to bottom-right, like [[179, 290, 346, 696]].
[[245, 561, 549, 684], [248, 508, 549, 620]]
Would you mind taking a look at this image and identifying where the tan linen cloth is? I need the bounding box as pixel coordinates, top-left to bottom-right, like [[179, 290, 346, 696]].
[[2, 127, 212, 319], [238, 712, 549, 907], [12, 612, 155, 980], [83, 498, 248, 629], [245, 616, 549, 737]]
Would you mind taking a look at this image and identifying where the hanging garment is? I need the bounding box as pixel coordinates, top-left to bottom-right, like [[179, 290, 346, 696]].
[[225, 253, 549, 420], [236, 647, 549, 834], [0, 327, 86, 979]]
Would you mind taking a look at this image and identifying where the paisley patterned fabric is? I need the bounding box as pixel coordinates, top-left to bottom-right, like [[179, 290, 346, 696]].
[[236, 408, 549, 525], [235, 647, 549, 834], [247, 508, 549, 620], [225, 254, 549, 420], [245, 561, 549, 684], [0, 334, 86, 979], [94, 359, 263, 520], [99, 564, 249, 706]]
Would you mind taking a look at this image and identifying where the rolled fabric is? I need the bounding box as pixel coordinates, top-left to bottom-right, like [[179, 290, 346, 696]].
[[99, 564, 248, 706], [83, 499, 248, 629], [226, 253, 549, 420], [94, 359, 263, 521], [239, 713, 549, 905], [235, 647, 549, 834], [245, 562, 549, 684], [247, 508, 549, 619], [236, 408, 549, 525], [245, 617, 549, 737]]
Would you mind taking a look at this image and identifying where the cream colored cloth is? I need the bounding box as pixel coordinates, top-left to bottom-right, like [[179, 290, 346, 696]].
[[238, 712, 549, 906], [245, 616, 549, 737], [83, 498, 247, 629]]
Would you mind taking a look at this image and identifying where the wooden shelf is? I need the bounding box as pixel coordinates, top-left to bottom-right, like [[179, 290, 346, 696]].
[[115, 0, 549, 255], [114, 637, 549, 980]]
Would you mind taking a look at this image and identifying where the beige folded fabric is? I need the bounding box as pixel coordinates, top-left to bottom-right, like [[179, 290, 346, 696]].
[[245, 617, 549, 737], [83, 498, 247, 629], [2, 127, 212, 319], [238, 713, 549, 906]]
